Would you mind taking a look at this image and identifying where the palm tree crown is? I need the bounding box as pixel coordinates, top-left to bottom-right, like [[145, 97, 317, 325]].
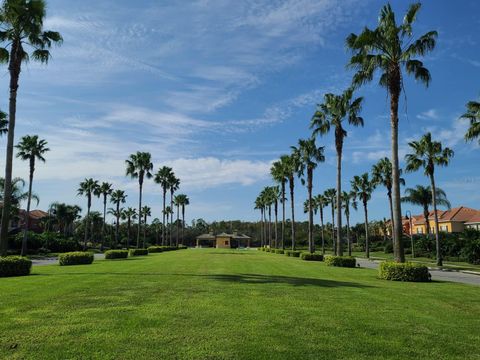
[[460, 98, 480, 144]]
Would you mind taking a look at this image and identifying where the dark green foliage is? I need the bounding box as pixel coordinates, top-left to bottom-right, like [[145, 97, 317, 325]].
[[10, 231, 80, 253], [0, 256, 32, 277], [300, 252, 324, 261], [178, 245, 188, 250], [460, 229, 480, 265], [104, 250, 128, 259], [147, 246, 164, 253], [274, 249, 284, 254], [265, 248, 271, 252], [59, 252, 94, 266], [129, 248, 149, 256], [379, 261, 431, 282], [285, 250, 301, 257], [325, 255, 356, 268]]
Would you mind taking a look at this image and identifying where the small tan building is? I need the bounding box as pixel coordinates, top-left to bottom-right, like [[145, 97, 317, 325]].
[[196, 232, 251, 248]]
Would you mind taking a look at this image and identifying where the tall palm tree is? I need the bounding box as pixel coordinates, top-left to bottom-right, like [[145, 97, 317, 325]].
[[163, 206, 174, 243], [50, 202, 81, 236], [342, 191, 357, 256], [126, 152, 153, 248], [283, 153, 300, 250], [15, 135, 49, 255], [0, 0, 62, 255], [151, 218, 161, 245], [77, 178, 99, 250], [405, 132, 454, 266], [154, 166, 173, 245], [0, 111, 7, 136], [110, 190, 127, 246], [271, 158, 288, 249], [174, 194, 189, 246], [346, 3, 437, 263], [351, 173, 375, 258], [291, 138, 325, 253], [460, 98, 480, 144], [401, 185, 450, 236], [254, 195, 266, 247], [324, 188, 337, 253], [372, 157, 405, 242], [121, 207, 137, 249], [311, 88, 363, 255], [94, 182, 113, 249], [313, 194, 327, 255], [168, 174, 180, 246], [140, 205, 151, 248], [269, 186, 281, 249]]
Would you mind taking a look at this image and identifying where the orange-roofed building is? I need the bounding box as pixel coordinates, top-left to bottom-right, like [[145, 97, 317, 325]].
[[411, 206, 480, 235]]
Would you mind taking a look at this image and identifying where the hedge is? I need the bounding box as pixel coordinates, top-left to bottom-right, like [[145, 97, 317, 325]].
[[379, 261, 431, 282], [147, 246, 164, 253], [285, 250, 301, 257], [0, 256, 32, 277], [104, 250, 129, 259], [274, 249, 284, 254], [300, 253, 324, 261], [129, 248, 149, 256], [59, 252, 94, 266], [324, 255, 356, 268]]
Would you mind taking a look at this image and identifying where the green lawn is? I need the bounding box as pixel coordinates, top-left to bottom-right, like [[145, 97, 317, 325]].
[[1, 249, 479, 359]]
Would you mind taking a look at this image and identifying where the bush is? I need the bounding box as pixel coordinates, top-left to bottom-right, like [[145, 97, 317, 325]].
[[352, 245, 363, 252], [257, 247, 263, 251], [285, 250, 301, 257], [274, 249, 284, 254], [0, 256, 32, 277], [265, 248, 271, 252], [379, 261, 431, 282], [178, 244, 188, 250], [300, 252, 324, 261], [59, 252, 94, 266], [129, 248, 149, 256], [460, 229, 480, 265], [104, 250, 128, 259], [147, 246, 164, 253], [325, 255, 356, 268]]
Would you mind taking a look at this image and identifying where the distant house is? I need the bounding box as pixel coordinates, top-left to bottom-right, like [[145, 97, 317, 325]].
[[196, 232, 251, 248], [7, 208, 49, 233]]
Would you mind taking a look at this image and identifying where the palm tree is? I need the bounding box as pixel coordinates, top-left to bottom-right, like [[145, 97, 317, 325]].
[[15, 135, 49, 255], [154, 166, 173, 245], [324, 188, 337, 253], [77, 178, 99, 250], [94, 182, 113, 249], [311, 88, 363, 255], [254, 195, 266, 247], [163, 206, 174, 243], [372, 157, 405, 243], [0, 0, 62, 255], [168, 174, 180, 246], [271, 159, 288, 249], [291, 138, 325, 254], [313, 194, 327, 255], [405, 132, 454, 266], [346, 3, 437, 263], [126, 152, 153, 248], [342, 191, 357, 256], [0, 111, 7, 136], [401, 185, 450, 237], [283, 153, 300, 250], [140, 205, 151, 248], [261, 186, 275, 248], [461, 98, 480, 144], [174, 194, 189, 246], [121, 207, 137, 249], [269, 186, 281, 249], [110, 190, 127, 246], [351, 173, 375, 258], [151, 218, 161, 245]]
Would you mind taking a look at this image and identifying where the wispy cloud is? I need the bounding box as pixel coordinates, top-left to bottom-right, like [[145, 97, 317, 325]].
[[417, 109, 439, 120]]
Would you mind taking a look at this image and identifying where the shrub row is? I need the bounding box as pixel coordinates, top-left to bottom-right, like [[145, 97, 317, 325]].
[[324, 255, 356, 268], [285, 250, 301, 257], [0, 256, 32, 277], [59, 252, 94, 266], [300, 253, 324, 261], [104, 250, 129, 259], [379, 261, 431, 282], [129, 248, 149, 256]]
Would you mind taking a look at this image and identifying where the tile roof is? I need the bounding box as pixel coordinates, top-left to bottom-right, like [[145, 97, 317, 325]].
[[411, 206, 480, 224]]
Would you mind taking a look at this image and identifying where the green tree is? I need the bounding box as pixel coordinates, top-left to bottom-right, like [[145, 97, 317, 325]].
[[94, 182, 112, 249], [283, 153, 300, 250], [460, 98, 480, 144], [271, 158, 289, 249], [311, 88, 363, 255], [77, 178, 98, 249], [154, 166, 173, 245], [126, 152, 153, 248], [0, 0, 62, 255], [121, 207, 137, 249], [15, 135, 49, 255], [49, 202, 81, 237], [324, 188, 337, 253], [174, 194, 189, 246], [342, 191, 357, 256], [254, 194, 266, 247], [110, 189, 127, 246], [346, 2, 437, 262], [313, 194, 328, 255], [405, 132, 454, 266], [291, 138, 325, 253], [351, 173, 375, 258], [151, 217, 161, 245], [140, 205, 151, 248], [168, 174, 180, 246], [0, 111, 7, 135]]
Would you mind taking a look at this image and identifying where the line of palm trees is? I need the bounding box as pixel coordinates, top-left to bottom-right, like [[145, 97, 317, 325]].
[[255, 3, 477, 265]]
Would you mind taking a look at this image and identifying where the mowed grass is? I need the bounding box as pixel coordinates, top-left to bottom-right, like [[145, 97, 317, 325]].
[[0, 250, 479, 360]]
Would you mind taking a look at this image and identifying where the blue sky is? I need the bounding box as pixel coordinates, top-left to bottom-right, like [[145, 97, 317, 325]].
[[0, 0, 479, 226]]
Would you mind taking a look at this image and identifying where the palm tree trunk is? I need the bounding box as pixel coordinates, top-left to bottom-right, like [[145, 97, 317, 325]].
[[127, 218, 131, 249], [346, 210, 351, 256], [423, 207, 430, 236], [181, 205, 185, 246], [331, 201, 335, 254], [259, 209, 264, 247], [274, 200, 278, 249], [21, 160, 34, 256], [102, 196, 107, 251], [390, 69, 405, 263], [85, 197, 91, 250], [143, 214, 146, 248], [320, 206, 325, 255], [170, 190, 174, 246], [289, 176, 296, 250], [162, 189, 166, 246], [0, 43, 22, 256], [115, 203, 120, 247], [336, 141, 343, 256], [430, 174, 442, 266], [268, 205, 272, 248], [137, 181, 142, 248], [176, 205, 180, 247], [307, 168, 314, 253], [281, 181, 285, 250], [364, 200, 369, 259], [387, 191, 395, 246]]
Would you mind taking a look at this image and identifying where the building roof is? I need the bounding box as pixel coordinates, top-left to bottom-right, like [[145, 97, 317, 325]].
[[411, 206, 480, 225], [197, 232, 252, 240], [196, 233, 216, 240]]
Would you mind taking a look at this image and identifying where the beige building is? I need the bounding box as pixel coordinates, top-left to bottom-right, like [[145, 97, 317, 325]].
[[196, 232, 251, 248]]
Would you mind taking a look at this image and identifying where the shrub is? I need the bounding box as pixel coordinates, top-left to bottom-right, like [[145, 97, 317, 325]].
[[147, 246, 164, 253], [324, 255, 356, 268], [178, 244, 188, 250], [285, 250, 301, 257], [0, 256, 32, 277], [104, 250, 128, 259], [265, 248, 271, 253], [379, 261, 430, 282], [351, 245, 363, 252], [129, 248, 149, 256], [257, 247, 263, 251], [460, 229, 480, 265], [300, 252, 324, 261], [274, 249, 284, 254], [59, 252, 94, 266]]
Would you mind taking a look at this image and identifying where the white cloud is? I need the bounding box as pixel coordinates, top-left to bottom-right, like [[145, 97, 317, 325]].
[[417, 109, 439, 120]]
